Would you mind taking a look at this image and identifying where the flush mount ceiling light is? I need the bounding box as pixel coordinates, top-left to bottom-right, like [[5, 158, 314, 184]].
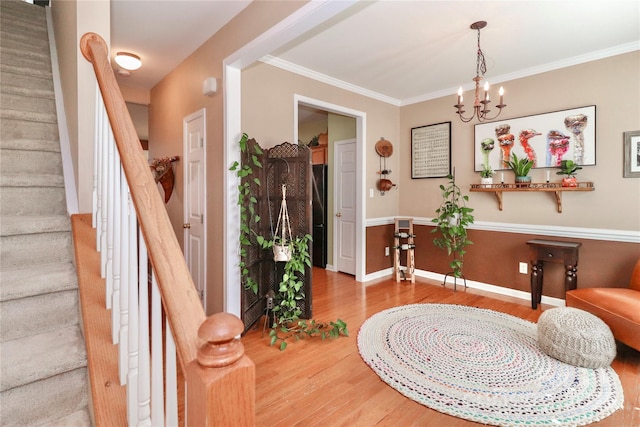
[[114, 52, 141, 71], [454, 21, 506, 123]]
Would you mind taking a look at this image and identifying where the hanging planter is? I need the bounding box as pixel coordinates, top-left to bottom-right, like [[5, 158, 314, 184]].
[[273, 184, 293, 262]]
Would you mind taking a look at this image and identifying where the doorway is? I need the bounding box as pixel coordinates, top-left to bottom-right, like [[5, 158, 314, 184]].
[[294, 95, 365, 278]]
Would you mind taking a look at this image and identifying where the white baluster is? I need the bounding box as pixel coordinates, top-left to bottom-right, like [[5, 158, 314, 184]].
[[137, 229, 151, 426], [105, 128, 115, 308], [151, 272, 164, 426], [99, 103, 108, 272], [126, 185, 139, 425], [117, 164, 128, 376], [165, 319, 178, 427], [92, 84, 100, 228], [112, 152, 122, 346]]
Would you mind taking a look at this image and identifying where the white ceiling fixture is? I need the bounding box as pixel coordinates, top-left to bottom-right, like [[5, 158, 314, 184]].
[[114, 52, 142, 71]]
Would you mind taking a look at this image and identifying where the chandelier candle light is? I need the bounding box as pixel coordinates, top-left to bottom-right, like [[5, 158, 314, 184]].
[[454, 21, 506, 123]]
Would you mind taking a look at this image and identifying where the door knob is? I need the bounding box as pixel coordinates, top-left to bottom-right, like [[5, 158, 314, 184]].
[[336, 213, 342, 217], [183, 223, 191, 229]]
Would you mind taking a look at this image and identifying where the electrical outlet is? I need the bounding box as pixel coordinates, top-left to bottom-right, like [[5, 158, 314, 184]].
[[385, 247, 390, 256], [369, 188, 374, 198], [519, 262, 528, 274]]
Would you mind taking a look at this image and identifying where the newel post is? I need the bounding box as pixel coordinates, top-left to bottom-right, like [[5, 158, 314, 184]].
[[186, 313, 255, 426]]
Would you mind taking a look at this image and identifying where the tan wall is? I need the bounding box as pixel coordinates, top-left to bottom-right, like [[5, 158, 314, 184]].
[[51, 0, 109, 213], [241, 61, 401, 219], [399, 52, 640, 231], [149, 1, 308, 315]]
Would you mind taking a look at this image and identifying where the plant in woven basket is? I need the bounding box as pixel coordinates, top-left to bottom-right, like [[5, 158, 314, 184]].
[[432, 173, 474, 278]]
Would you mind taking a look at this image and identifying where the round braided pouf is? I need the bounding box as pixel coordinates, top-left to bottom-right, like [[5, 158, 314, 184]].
[[537, 307, 616, 368]]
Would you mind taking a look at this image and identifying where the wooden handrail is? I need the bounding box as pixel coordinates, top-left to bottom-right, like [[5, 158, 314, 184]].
[[80, 32, 203, 368], [80, 32, 254, 426]]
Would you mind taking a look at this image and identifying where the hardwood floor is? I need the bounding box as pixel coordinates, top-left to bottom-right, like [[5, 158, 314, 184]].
[[242, 268, 640, 427]]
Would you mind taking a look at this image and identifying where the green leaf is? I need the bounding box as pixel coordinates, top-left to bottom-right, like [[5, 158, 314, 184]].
[[280, 341, 287, 351]]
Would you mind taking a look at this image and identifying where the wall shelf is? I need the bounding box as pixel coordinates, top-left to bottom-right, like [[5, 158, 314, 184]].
[[469, 182, 594, 213]]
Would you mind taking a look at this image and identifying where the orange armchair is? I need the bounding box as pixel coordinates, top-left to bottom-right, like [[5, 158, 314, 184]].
[[566, 259, 640, 352]]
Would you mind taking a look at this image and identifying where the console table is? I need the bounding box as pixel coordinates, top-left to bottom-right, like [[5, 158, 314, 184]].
[[526, 239, 582, 309]]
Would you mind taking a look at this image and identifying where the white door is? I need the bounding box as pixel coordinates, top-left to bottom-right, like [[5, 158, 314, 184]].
[[334, 140, 356, 275], [183, 109, 206, 307]]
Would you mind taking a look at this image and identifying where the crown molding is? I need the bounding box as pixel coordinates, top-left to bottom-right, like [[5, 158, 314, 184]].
[[262, 42, 639, 108]]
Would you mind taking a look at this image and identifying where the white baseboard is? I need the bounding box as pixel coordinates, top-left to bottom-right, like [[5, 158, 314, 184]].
[[362, 267, 565, 308]]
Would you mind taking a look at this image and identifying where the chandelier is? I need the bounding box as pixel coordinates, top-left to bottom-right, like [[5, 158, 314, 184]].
[[454, 21, 506, 123]]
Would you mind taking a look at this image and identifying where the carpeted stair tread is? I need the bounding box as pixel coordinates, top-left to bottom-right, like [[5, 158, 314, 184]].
[[0, 367, 88, 427], [0, 262, 77, 302], [0, 0, 46, 22], [0, 171, 64, 187], [0, 63, 52, 80], [0, 108, 57, 124], [39, 408, 92, 427], [0, 230, 72, 269], [1, 84, 55, 99], [0, 186, 67, 216], [0, 70, 54, 92], [0, 18, 47, 40], [0, 326, 87, 391], [0, 288, 79, 342], [0, 118, 59, 141], [0, 29, 50, 53], [1, 215, 70, 237], [1, 45, 51, 65], [1, 147, 62, 174], [1, 91, 56, 117], [0, 138, 60, 152]]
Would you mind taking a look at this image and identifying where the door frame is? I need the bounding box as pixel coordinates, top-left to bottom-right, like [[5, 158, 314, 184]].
[[293, 95, 365, 280], [183, 108, 207, 312]]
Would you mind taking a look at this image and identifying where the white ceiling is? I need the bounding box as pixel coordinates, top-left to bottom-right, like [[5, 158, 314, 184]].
[[111, 1, 640, 106]]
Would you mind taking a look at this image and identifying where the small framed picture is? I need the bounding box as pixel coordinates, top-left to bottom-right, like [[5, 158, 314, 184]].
[[623, 130, 640, 178]]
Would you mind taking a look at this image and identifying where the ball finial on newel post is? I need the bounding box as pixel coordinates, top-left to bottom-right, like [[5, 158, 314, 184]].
[[197, 312, 245, 368]]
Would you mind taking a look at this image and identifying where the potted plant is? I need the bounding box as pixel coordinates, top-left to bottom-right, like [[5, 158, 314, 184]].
[[556, 159, 582, 187], [432, 174, 474, 280], [480, 165, 494, 186], [506, 153, 533, 185]]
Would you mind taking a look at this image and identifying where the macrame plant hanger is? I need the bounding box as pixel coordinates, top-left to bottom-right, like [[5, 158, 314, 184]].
[[273, 184, 293, 262]]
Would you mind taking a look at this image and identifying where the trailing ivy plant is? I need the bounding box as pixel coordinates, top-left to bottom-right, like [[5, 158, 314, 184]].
[[432, 174, 474, 278], [229, 133, 263, 294], [230, 134, 348, 350]]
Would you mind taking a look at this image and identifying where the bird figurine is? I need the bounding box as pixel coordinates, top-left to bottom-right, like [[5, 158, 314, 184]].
[[546, 130, 571, 166], [518, 129, 542, 167]]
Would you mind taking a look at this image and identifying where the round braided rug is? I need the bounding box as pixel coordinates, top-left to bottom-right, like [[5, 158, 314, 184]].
[[357, 304, 623, 427]]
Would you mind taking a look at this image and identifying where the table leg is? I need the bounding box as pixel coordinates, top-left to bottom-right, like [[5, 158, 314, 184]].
[[565, 264, 578, 292], [530, 261, 543, 309]]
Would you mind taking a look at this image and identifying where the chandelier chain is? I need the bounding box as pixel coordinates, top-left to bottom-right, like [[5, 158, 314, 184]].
[[476, 28, 487, 77]]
